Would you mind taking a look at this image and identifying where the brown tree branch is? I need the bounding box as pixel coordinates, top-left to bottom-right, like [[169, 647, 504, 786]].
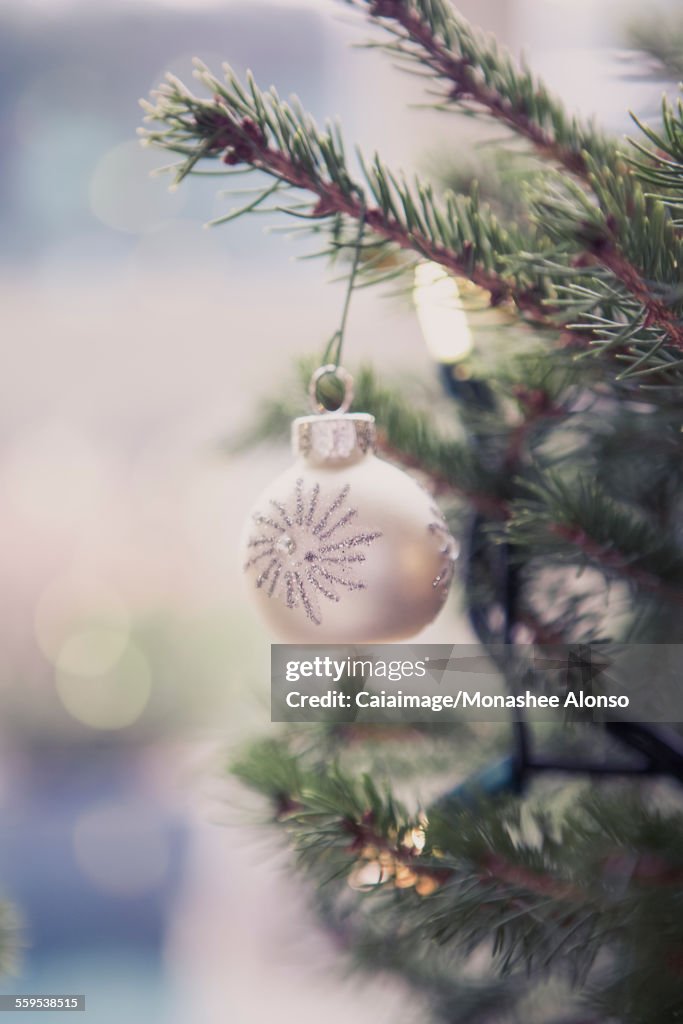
[[343, 811, 587, 902], [364, 0, 589, 177], [210, 97, 683, 368], [591, 243, 683, 351], [362, 1, 683, 354], [197, 104, 552, 320], [550, 524, 683, 608]]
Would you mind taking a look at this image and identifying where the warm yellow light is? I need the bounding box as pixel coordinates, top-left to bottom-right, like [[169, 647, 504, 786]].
[[413, 262, 474, 364], [347, 860, 384, 891]]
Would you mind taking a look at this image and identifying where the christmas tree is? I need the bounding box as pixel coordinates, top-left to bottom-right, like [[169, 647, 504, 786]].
[[141, 3, 683, 1021]]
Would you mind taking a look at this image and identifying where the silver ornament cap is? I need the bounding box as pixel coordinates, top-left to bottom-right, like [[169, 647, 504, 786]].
[[292, 413, 376, 464]]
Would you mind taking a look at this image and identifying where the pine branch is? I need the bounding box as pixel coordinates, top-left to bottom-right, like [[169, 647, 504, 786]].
[[235, 737, 586, 907], [349, 0, 610, 178], [233, 735, 683, 1000], [506, 477, 683, 608], [551, 524, 683, 608], [580, 158, 683, 357], [628, 97, 683, 221], [372, 375, 683, 606], [526, 172, 683, 373], [140, 64, 554, 320], [351, 1, 683, 371]]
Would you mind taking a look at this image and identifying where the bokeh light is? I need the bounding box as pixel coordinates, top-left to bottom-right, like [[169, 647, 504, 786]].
[[34, 574, 130, 664], [56, 627, 130, 678], [413, 262, 474, 364], [89, 139, 187, 234], [56, 643, 151, 730]]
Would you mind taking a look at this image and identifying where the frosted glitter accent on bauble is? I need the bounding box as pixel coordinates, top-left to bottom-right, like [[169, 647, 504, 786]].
[[240, 413, 457, 643]]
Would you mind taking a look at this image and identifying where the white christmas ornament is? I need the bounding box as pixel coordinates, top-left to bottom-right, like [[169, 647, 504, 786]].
[[240, 367, 458, 643]]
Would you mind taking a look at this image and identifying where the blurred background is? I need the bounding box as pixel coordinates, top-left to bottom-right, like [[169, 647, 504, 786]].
[[0, 0, 679, 1020]]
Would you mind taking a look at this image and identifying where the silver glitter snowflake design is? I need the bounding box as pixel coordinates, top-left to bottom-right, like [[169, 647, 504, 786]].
[[429, 509, 458, 604], [244, 479, 382, 625]]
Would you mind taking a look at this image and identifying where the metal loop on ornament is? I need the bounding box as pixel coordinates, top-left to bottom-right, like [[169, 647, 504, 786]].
[[308, 364, 354, 415]]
